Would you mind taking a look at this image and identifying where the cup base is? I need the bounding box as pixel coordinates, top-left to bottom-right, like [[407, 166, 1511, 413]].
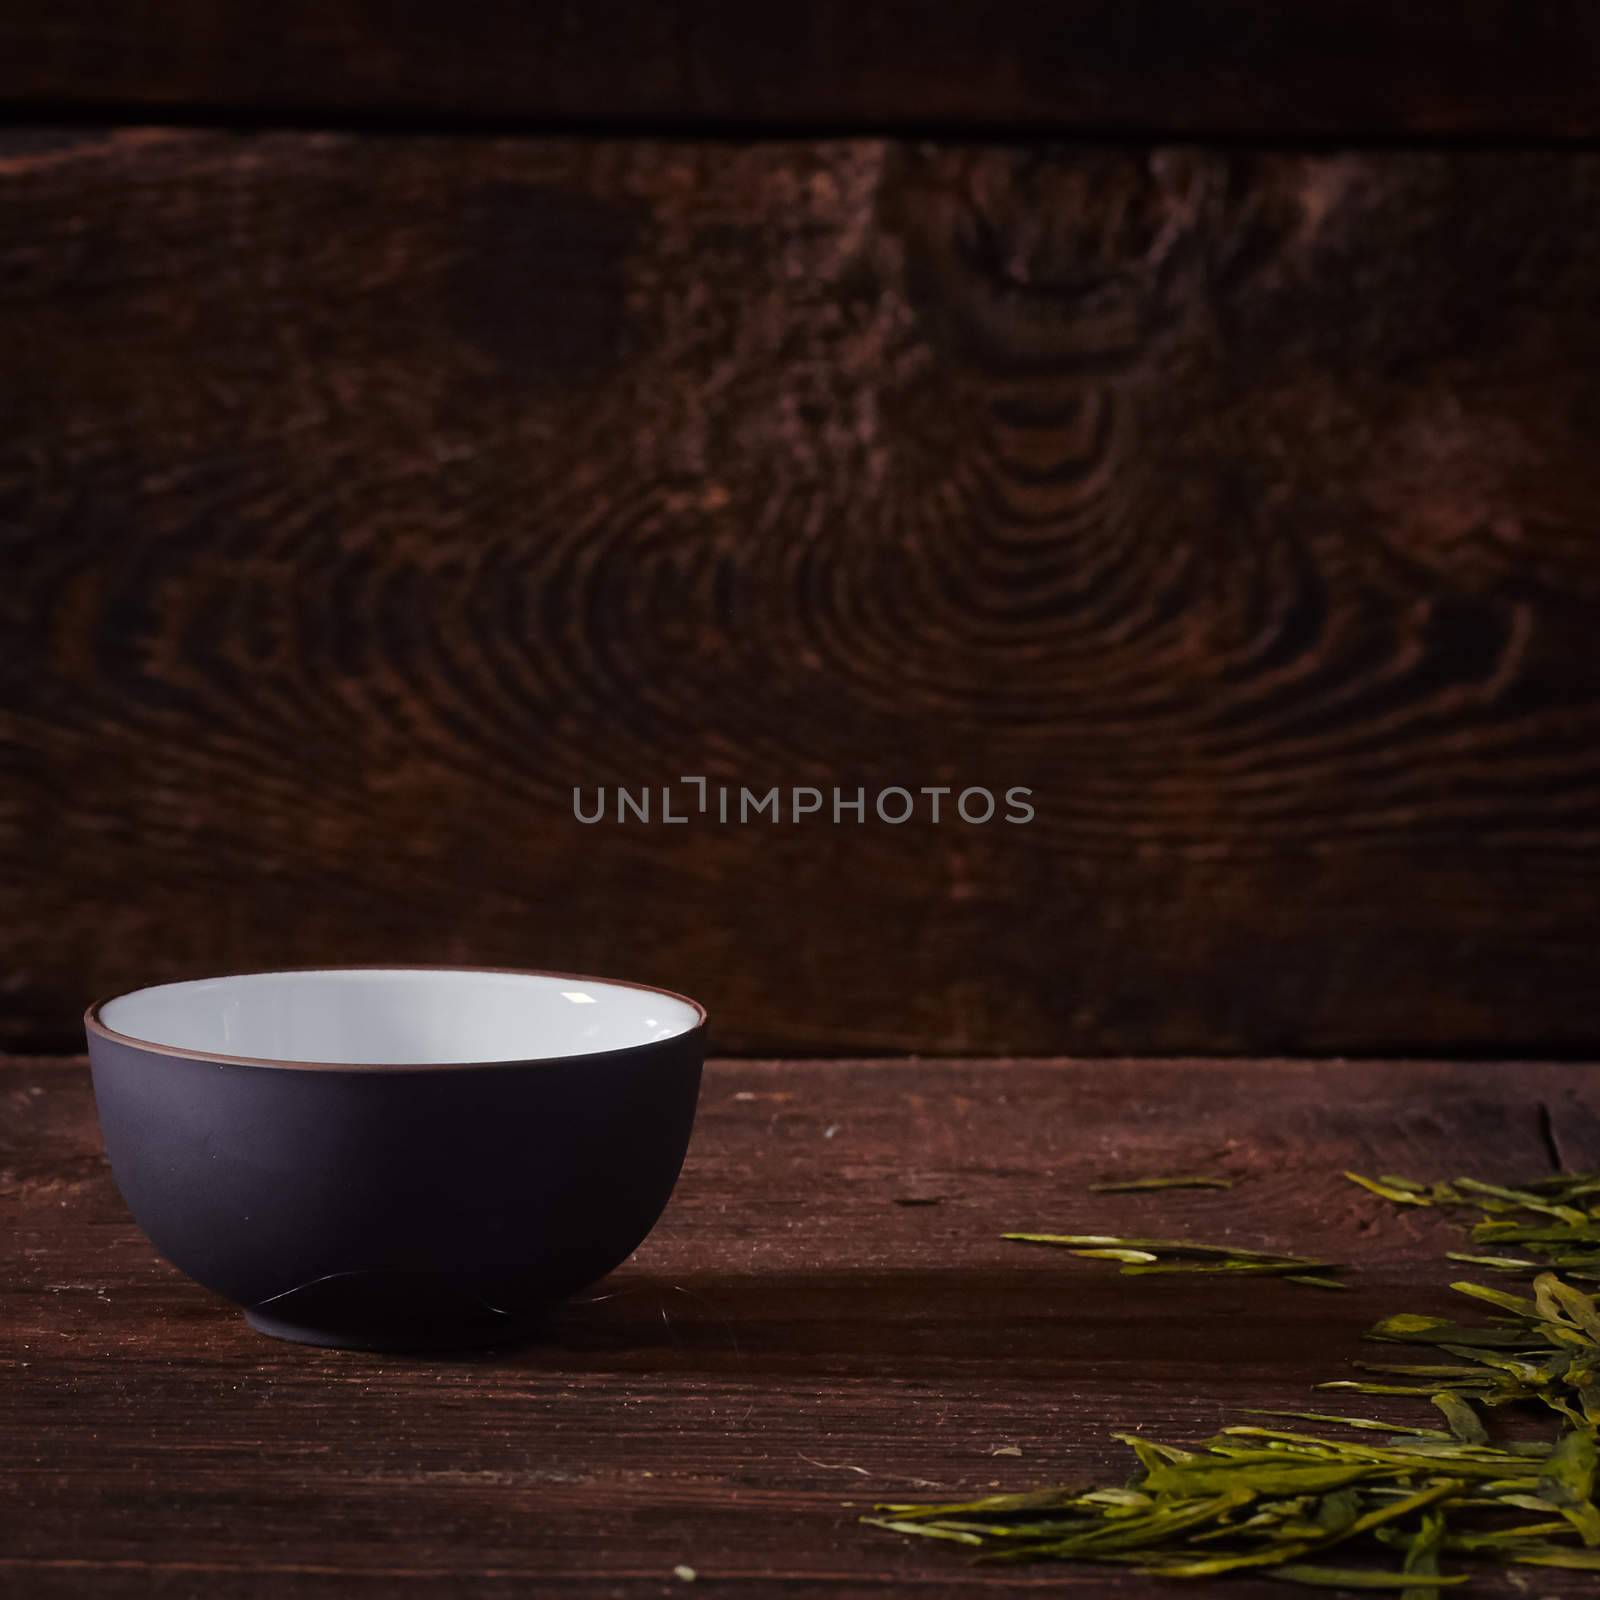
[[241, 1267, 552, 1351], [244, 1304, 533, 1351]]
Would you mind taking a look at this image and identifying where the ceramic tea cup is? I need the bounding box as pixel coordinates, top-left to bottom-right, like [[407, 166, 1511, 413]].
[[85, 966, 705, 1349]]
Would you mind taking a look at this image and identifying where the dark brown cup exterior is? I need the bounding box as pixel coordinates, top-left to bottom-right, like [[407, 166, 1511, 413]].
[[86, 1027, 703, 1350]]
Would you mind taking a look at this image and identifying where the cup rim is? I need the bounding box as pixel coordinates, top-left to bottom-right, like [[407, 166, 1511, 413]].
[[84, 964, 709, 1073]]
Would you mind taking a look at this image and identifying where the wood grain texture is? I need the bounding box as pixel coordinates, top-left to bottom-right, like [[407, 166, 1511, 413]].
[[5, 1053, 1600, 1595], [6, 1, 1600, 137], [4, 132, 1600, 1057]]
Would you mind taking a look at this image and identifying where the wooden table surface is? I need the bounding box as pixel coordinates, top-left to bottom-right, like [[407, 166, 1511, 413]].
[[5, 1053, 1600, 1597]]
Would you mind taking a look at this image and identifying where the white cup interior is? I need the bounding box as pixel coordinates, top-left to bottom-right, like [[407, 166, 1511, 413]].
[[96, 968, 701, 1065]]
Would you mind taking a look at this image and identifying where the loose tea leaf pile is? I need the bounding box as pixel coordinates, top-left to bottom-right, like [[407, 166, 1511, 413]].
[[868, 1423, 1600, 1581], [1346, 1171, 1600, 1283], [1320, 1276, 1600, 1430], [870, 1168, 1600, 1591]]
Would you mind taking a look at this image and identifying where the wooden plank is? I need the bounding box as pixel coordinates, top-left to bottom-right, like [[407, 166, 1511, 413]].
[[4, 1053, 1600, 1594], [4, 132, 1600, 1058], [5, 1, 1600, 138]]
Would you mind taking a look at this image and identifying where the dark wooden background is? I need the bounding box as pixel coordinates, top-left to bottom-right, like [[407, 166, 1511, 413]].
[[3, 8, 1600, 1059]]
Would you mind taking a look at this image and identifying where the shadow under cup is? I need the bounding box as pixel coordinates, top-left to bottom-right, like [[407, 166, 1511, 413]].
[[85, 967, 706, 1350]]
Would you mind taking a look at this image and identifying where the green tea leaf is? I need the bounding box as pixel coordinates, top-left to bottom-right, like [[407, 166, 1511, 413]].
[[1538, 1273, 1600, 1341], [1429, 1392, 1487, 1445], [1242, 1410, 1453, 1441], [1535, 1428, 1600, 1545], [1090, 1176, 1233, 1193], [1399, 1508, 1447, 1600], [1346, 1173, 1433, 1206], [1448, 1280, 1541, 1319], [1120, 1261, 1338, 1277], [1004, 1233, 1312, 1261], [860, 1517, 984, 1546], [1505, 1545, 1600, 1570], [1370, 1314, 1530, 1348], [1003, 1230, 1342, 1286], [1269, 1565, 1463, 1589]]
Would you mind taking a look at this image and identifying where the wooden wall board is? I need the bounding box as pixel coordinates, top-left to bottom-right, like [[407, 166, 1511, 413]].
[[4, 133, 1599, 1056], [4, 2, 1600, 138]]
